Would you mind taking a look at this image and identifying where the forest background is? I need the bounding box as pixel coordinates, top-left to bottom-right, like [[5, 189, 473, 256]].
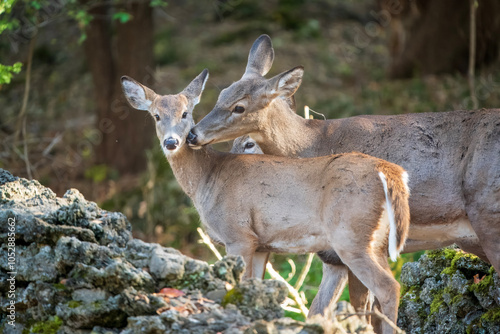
[[2, 0, 500, 320]]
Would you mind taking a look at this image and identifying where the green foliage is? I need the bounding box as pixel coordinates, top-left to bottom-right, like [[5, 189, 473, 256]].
[[28, 316, 63, 334], [0, 0, 17, 15], [84, 164, 118, 183], [112, 12, 132, 24], [150, 0, 167, 8], [0, 62, 22, 85]]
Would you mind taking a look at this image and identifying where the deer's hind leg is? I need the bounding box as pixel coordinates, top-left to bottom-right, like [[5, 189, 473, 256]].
[[336, 250, 400, 334], [309, 262, 349, 318]]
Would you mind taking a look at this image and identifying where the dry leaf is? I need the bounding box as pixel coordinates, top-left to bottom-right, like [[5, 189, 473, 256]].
[[473, 274, 486, 284], [158, 288, 185, 298], [156, 306, 170, 314], [134, 294, 150, 304]]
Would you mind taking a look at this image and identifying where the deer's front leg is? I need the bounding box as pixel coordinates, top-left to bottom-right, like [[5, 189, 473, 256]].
[[226, 242, 256, 279], [252, 252, 270, 279]]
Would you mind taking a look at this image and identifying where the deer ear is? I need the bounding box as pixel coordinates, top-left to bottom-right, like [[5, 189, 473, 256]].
[[243, 34, 274, 77], [121, 76, 156, 110], [267, 66, 304, 99], [182, 69, 209, 107]]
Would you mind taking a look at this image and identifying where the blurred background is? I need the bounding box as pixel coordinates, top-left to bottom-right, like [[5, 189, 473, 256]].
[[1, 0, 500, 318]]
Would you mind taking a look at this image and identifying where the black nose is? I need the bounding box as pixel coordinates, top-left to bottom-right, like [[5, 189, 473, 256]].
[[187, 130, 198, 145], [164, 138, 179, 150]]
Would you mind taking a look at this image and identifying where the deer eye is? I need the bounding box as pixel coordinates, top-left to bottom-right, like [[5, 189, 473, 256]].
[[154, 114, 160, 121], [233, 106, 245, 114], [182, 112, 188, 119], [244, 142, 255, 149]]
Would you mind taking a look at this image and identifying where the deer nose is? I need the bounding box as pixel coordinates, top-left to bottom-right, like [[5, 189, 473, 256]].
[[187, 130, 198, 145], [164, 137, 179, 150]]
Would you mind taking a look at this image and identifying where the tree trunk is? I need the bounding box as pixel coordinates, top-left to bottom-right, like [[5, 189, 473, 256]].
[[379, 0, 500, 78], [83, 1, 154, 175]]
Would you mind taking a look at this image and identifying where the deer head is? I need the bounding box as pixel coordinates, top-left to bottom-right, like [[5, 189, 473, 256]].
[[121, 69, 209, 156], [188, 35, 304, 147]]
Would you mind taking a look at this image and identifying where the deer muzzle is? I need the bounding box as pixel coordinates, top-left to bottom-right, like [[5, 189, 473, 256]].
[[186, 130, 198, 146], [164, 137, 180, 150]]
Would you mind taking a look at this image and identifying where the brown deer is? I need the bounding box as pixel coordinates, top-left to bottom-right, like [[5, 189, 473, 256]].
[[121, 70, 410, 333], [187, 34, 500, 321]]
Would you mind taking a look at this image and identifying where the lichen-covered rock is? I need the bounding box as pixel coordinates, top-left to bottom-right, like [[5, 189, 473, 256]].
[[0, 169, 376, 333], [398, 247, 500, 334], [222, 278, 287, 321]]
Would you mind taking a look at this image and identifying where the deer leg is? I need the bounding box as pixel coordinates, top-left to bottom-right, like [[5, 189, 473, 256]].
[[348, 270, 374, 323], [337, 252, 400, 334], [226, 243, 256, 279], [309, 263, 348, 318], [252, 252, 270, 279], [466, 208, 500, 273]]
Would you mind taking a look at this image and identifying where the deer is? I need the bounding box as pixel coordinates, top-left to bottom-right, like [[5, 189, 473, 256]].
[[230, 135, 263, 155], [187, 34, 500, 324], [121, 69, 411, 334]]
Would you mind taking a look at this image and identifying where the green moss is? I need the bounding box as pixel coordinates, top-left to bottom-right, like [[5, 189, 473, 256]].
[[400, 283, 409, 296], [481, 307, 500, 322], [68, 300, 82, 308], [221, 288, 243, 307], [29, 316, 63, 334], [427, 248, 458, 260], [402, 286, 421, 301], [441, 266, 458, 276], [429, 291, 445, 315], [52, 283, 67, 290], [91, 300, 105, 309], [469, 273, 494, 293]]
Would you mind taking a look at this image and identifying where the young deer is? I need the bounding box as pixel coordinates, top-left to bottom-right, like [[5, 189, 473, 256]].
[[121, 70, 410, 333], [230, 135, 263, 155], [187, 35, 500, 320]]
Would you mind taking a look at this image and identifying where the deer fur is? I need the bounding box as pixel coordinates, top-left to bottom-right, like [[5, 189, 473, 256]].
[[121, 70, 411, 334]]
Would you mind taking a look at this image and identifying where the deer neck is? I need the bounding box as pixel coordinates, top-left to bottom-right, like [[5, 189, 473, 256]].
[[255, 99, 321, 157], [166, 146, 221, 199]]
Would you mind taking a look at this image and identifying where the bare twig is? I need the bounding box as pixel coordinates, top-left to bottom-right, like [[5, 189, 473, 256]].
[[197, 227, 223, 260], [42, 133, 63, 156], [468, 0, 478, 109], [22, 117, 32, 179], [338, 309, 405, 334], [15, 36, 37, 179], [286, 258, 296, 282], [196, 227, 309, 317], [294, 253, 314, 291], [265, 262, 309, 317]]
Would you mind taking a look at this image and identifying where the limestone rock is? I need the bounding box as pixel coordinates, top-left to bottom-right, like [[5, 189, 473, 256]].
[[398, 248, 500, 334]]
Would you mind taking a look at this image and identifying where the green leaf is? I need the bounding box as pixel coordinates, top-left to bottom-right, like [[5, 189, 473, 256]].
[[150, 0, 168, 8], [0, 0, 17, 15], [30, 1, 42, 10], [112, 12, 131, 24], [0, 62, 23, 85]]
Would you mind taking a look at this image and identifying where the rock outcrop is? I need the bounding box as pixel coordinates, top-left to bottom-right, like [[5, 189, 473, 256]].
[[398, 248, 500, 334], [0, 169, 374, 334]]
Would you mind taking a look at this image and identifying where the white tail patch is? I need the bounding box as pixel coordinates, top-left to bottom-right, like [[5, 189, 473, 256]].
[[378, 172, 398, 262], [402, 171, 410, 195]]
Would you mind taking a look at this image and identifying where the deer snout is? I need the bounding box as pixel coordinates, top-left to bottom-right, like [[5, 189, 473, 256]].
[[164, 137, 180, 150], [187, 130, 198, 146]]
